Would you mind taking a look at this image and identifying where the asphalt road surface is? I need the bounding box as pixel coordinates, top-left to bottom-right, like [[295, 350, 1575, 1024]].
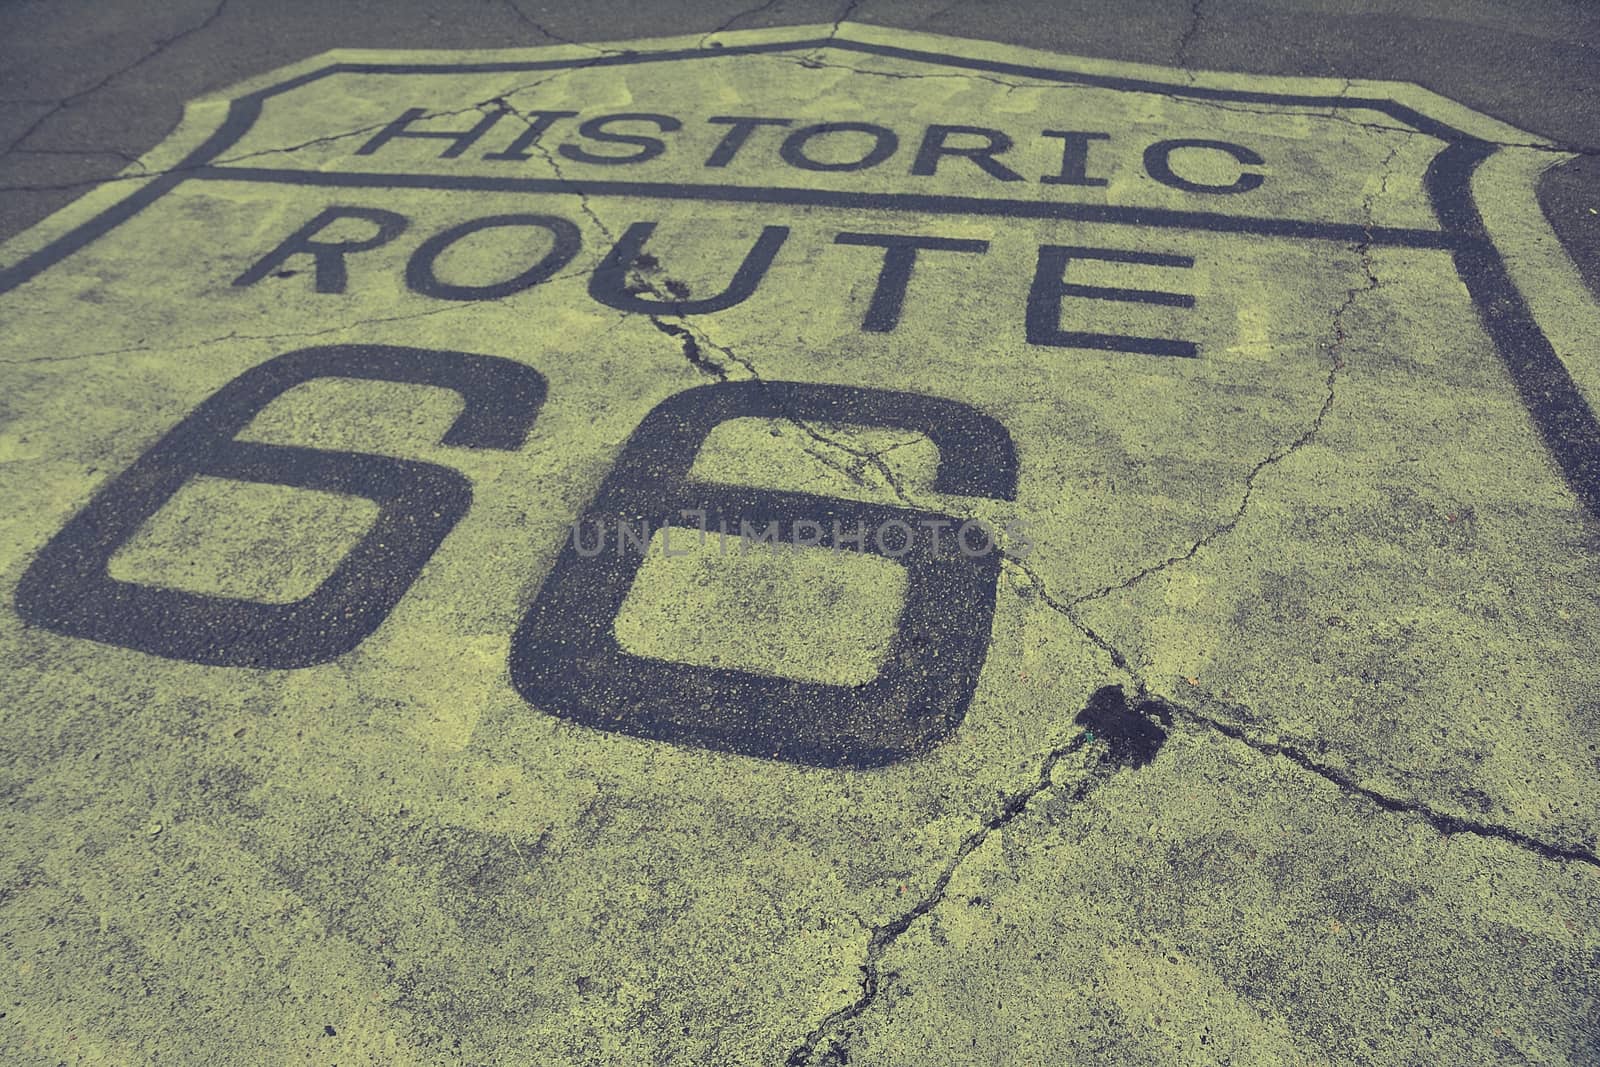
[[1, 3, 1598, 1065]]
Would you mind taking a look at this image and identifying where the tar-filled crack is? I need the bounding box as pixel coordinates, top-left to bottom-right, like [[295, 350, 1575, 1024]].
[[785, 687, 1173, 1066], [648, 318, 726, 378]]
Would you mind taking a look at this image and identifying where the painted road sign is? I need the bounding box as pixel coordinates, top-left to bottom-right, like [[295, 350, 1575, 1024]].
[[2, 24, 1598, 1065]]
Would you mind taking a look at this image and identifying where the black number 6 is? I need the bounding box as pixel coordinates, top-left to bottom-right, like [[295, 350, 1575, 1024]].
[[15, 344, 545, 667], [509, 380, 1018, 768]]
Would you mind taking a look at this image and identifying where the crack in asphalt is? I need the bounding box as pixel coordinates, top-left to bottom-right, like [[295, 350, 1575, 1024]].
[[1022, 136, 1600, 871], [681, 133, 1593, 1063], [799, 0, 865, 66], [679, 321, 761, 379], [1007, 555, 1140, 678], [796, 544, 1598, 1065], [783, 133, 1596, 1063], [0, 259, 607, 368], [784, 729, 1096, 1064], [648, 317, 727, 378], [753, 51, 1072, 95], [0, 0, 231, 160], [785, 687, 1175, 1066], [508, 105, 770, 392], [1, 21, 633, 194], [57, 101, 1579, 904], [1, 94, 531, 196], [137, 33, 634, 175], [698, 0, 791, 49], [792, 420, 913, 498], [828, 0, 865, 42], [1065, 140, 1395, 611], [13, 146, 150, 169], [642, 310, 918, 501], [498, 0, 611, 50], [1174, 0, 1208, 77], [1179, 696, 1600, 868], [4, 9, 1584, 857]]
